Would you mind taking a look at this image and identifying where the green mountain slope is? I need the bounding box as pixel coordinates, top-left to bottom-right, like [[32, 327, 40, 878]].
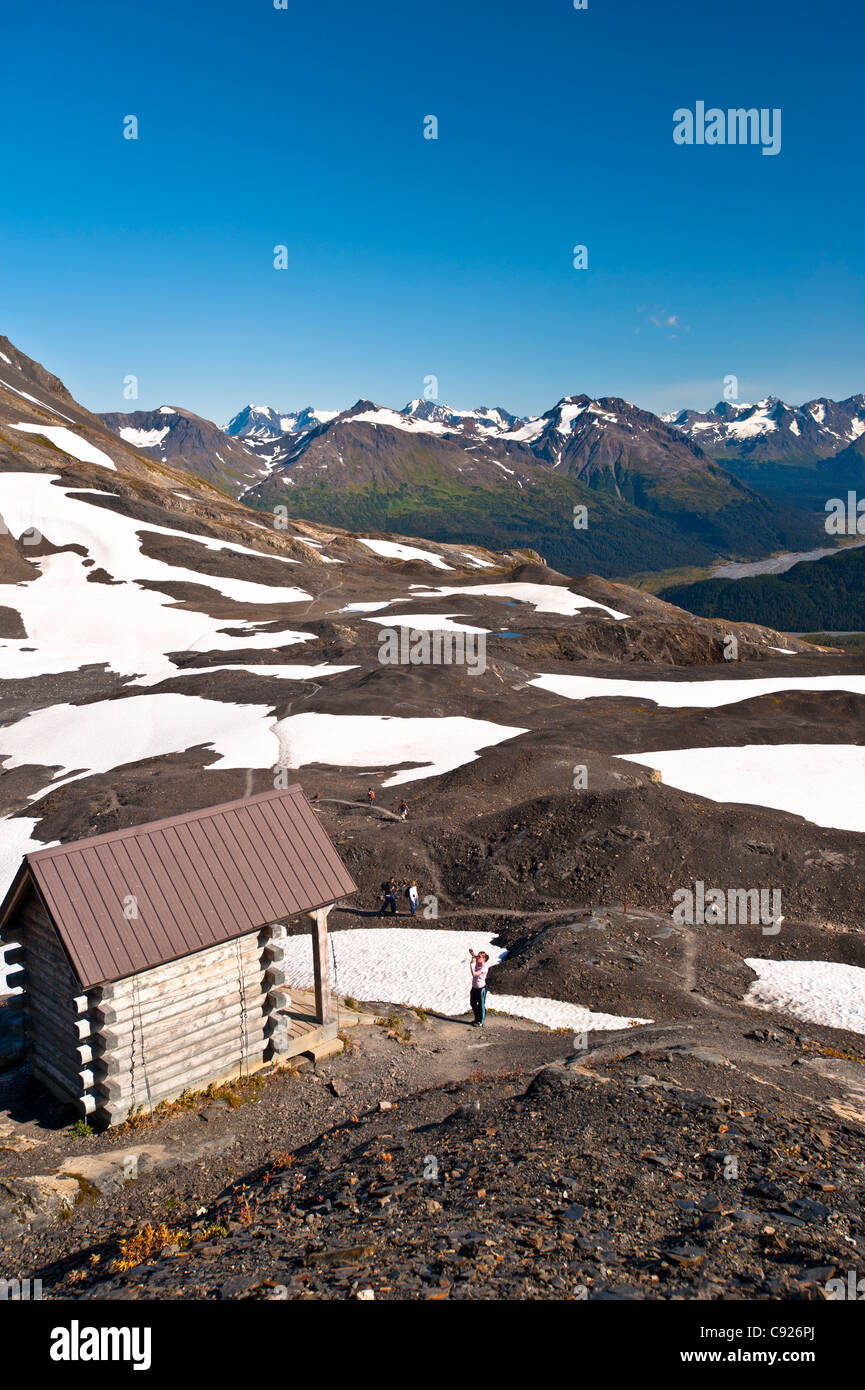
[[660, 543, 865, 630], [247, 413, 823, 580]]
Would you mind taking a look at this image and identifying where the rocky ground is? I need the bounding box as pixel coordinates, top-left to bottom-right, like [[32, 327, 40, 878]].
[[3, 1002, 864, 1301]]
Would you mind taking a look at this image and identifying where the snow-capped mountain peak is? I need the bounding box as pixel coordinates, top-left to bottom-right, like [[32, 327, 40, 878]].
[[665, 393, 865, 460], [223, 404, 285, 440], [224, 403, 339, 443]]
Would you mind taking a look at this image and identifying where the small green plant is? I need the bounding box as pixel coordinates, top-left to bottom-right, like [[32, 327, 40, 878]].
[[74, 1177, 100, 1206], [343, 996, 361, 1011], [196, 1224, 227, 1242], [376, 1012, 403, 1030], [70, 1119, 94, 1138], [376, 1013, 414, 1045]]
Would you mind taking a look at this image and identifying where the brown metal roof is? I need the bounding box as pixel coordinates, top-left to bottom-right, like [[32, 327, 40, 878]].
[[3, 786, 356, 990]]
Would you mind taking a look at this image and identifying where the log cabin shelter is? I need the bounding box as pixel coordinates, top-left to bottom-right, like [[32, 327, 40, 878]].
[[0, 786, 356, 1127]]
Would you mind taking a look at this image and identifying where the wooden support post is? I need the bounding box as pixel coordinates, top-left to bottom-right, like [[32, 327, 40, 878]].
[[309, 905, 334, 1025]]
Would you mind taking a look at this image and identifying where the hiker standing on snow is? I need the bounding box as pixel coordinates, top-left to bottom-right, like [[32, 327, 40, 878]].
[[406, 881, 419, 916], [468, 949, 490, 1027]]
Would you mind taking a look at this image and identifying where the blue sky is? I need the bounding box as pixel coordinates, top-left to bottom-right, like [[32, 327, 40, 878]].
[[1, 0, 862, 423]]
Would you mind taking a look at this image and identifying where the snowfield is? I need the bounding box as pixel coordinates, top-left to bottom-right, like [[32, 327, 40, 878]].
[[279, 928, 650, 1030], [171, 662, 358, 683], [350, 408, 455, 437], [10, 424, 117, 470], [0, 474, 315, 684], [745, 959, 865, 1035], [618, 744, 865, 833], [531, 673, 865, 707], [0, 694, 279, 804], [273, 713, 527, 786], [361, 612, 489, 635], [118, 426, 172, 449], [409, 581, 628, 620], [357, 538, 453, 569]]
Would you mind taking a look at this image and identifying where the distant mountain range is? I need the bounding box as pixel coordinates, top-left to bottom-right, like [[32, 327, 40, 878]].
[[97, 391, 836, 579], [662, 395, 865, 511], [662, 394, 865, 463], [222, 390, 865, 469]]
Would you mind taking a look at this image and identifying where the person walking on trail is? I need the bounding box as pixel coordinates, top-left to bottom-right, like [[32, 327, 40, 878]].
[[398, 800, 409, 821], [406, 881, 419, 916], [367, 788, 376, 805], [378, 878, 397, 916], [469, 949, 490, 1027]]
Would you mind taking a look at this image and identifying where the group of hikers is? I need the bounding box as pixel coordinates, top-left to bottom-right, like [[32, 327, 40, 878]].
[[368, 790, 488, 1026], [377, 875, 419, 916], [367, 788, 409, 820]]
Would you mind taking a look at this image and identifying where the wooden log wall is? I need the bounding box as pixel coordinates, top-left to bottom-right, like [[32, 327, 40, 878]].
[[89, 931, 269, 1125], [9, 891, 94, 1111]]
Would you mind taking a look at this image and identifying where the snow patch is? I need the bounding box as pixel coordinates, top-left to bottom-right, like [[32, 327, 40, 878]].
[[119, 426, 171, 449], [0, 816, 58, 905], [745, 958, 865, 1036], [0, 474, 314, 686], [11, 424, 117, 471], [0, 694, 280, 803], [272, 713, 527, 786], [530, 673, 865, 708], [350, 407, 452, 436], [0, 378, 76, 422], [278, 928, 649, 1030], [362, 612, 489, 634], [618, 744, 865, 833], [409, 582, 628, 620], [358, 538, 453, 570]]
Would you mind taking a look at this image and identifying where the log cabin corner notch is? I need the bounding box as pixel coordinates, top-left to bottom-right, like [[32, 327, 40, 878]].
[[0, 786, 356, 1127]]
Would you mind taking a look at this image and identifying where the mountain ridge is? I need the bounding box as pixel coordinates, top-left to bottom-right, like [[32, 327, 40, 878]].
[[0, 332, 846, 579]]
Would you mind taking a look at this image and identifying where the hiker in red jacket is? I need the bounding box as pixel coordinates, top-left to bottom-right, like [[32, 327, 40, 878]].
[[367, 788, 376, 805]]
